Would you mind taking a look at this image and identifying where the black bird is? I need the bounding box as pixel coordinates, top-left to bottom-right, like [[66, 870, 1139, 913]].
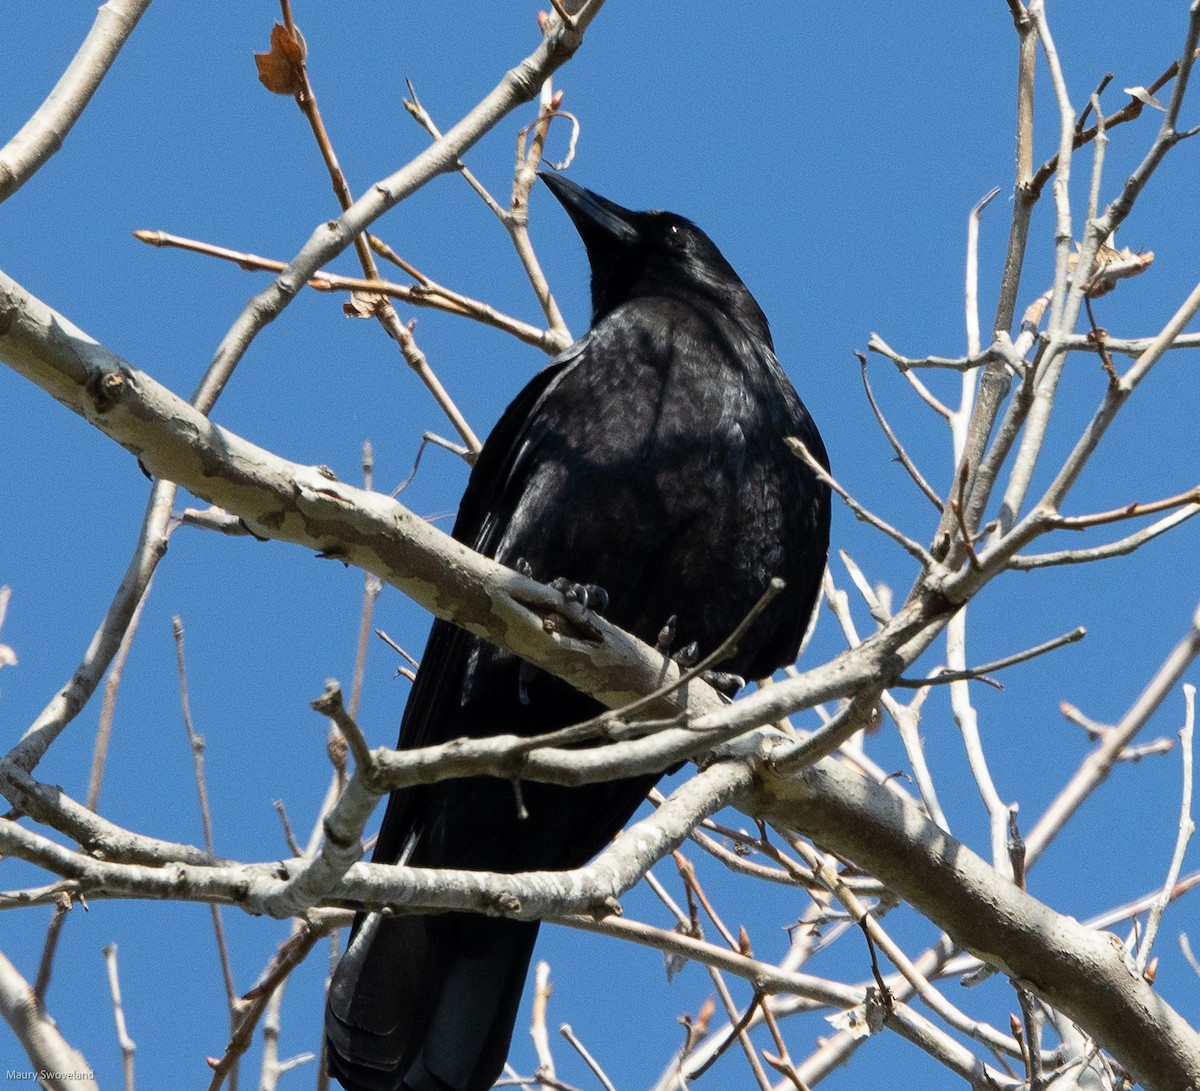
[[325, 173, 831, 1091]]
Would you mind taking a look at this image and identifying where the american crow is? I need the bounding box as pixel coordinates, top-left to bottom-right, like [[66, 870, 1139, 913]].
[[325, 173, 831, 1091]]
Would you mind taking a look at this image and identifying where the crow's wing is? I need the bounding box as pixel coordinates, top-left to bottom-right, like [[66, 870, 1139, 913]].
[[370, 343, 582, 865]]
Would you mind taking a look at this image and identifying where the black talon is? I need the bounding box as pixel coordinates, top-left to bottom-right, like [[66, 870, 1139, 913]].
[[549, 577, 608, 614], [702, 671, 745, 700], [673, 641, 700, 668], [656, 615, 678, 653], [514, 557, 534, 578], [549, 575, 581, 602]]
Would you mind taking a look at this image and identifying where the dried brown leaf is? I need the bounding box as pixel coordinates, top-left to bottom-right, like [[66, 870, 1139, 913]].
[[255, 22, 307, 96], [343, 291, 384, 319]]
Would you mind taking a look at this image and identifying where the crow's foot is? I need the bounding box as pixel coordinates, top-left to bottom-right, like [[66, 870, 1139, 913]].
[[549, 577, 609, 615]]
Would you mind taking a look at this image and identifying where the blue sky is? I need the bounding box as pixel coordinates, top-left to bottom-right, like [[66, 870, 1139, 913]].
[[2, 2, 1199, 1087]]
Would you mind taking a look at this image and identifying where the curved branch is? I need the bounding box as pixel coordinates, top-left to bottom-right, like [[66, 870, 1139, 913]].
[[0, 760, 757, 923], [755, 756, 1200, 1091], [0, 0, 152, 202], [0, 268, 953, 775], [0, 949, 95, 1086]]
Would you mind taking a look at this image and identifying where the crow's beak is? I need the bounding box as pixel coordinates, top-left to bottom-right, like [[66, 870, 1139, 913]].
[[539, 171, 640, 245]]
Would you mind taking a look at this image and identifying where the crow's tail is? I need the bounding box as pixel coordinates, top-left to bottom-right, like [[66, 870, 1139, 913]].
[[325, 911, 540, 1091]]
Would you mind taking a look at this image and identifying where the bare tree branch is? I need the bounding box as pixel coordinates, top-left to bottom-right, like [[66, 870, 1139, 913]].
[[0, 948, 95, 1086], [0, 0, 152, 202], [200, 8, 607, 425], [756, 756, 1200, 1091], [102, 942, 137, 1091], [132, 230, 566, 354]]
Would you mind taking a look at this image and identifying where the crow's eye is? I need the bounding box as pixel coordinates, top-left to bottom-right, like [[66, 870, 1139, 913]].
[[665, 223, 687, 249]]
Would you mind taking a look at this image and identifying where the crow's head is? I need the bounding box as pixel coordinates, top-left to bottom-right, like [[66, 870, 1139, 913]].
[[540, 172, 768, 339]]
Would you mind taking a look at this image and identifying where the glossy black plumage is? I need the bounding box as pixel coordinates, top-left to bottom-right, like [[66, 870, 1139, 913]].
[[325, 174, 831, 1091]]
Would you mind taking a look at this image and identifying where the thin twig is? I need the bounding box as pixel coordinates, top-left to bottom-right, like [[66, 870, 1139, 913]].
[[349, 442, 382, 718], [375, 629, 419, 683], [403, 79, 507, 218], [86, 577, 152, 811], [1033, 282, 1200, 520], [1075, 73, 1113, 134], [947, 186, 1000, 565], [1051, 485, 1200, 530], [1181, 934, 1200, 979], [838, 550, 892, 627], [901, 368, 955, 421], [787, 438, 934, 566], [818, 857, 1024, 1060], [964, 187, 1000, 364], [946, 603, 1010, 873], [757, 997, 809, 1091], [172, 614, 226, 859], [32, 897, 72, 1007], [0, 587, 13, 670], [1014, 985, 1044, 1087], [672, 853, 737, 950], [547, 0, 577, 31], [996, 0, 1080, 532], [559, 1024, 617, 1091], [5, 477, 177, 774], [994, 0, 1036, 335], [261, 5, 482, 453], [688, 992, 762, 1081], [687, 826, 802, 886], [259, 970, 315, 1090], [1052, 331, 1200, 357], [172, 618, 239, 1025], [205, 910, 350, 1091], [664, 856, 774, 1089], [313, 682, 375, 773], [1010, 505, 1200, 569], [864, 331, 993, 374], [531, 961, 556, 1084], [896, 627, 1086, 688], [1028, 603, 1200, 863], [102, 943, 136, 1091], [508, 83, 572, 336], [949, 462, 981, 569], [867, 335, 993, 373], [1029, 48, 1199, 200], [819, 567, 946, 825], [133, 229, 565, 354], [404, 78, 572, 341], [1137, 684, 1195, 972], [856, 355, 943, 512], [272, 800, 303, 858]]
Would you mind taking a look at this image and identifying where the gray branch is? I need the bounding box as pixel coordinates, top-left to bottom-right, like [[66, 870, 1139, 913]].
[[0, 0, 152, 202], [0, 758, 757, 922], [755, 755, 1200, 1091], [0, 948, 95, 1087]]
